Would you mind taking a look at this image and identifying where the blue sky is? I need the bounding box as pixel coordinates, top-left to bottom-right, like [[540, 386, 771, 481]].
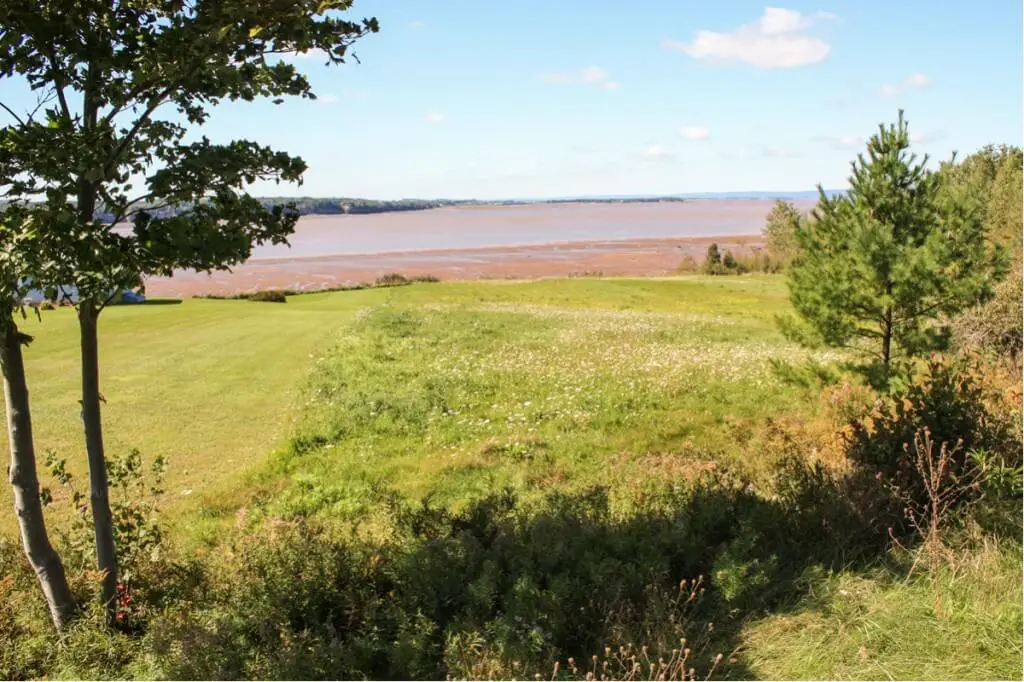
[[3, 2, 1022, 199]]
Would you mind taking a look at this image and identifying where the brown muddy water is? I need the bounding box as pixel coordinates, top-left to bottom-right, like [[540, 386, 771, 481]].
[[148, 200, 813, 296]]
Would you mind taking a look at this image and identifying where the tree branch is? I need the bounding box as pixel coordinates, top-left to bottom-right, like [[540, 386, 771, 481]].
[[102, 86, 176, 178], [44, 48, 73, 122], [0, 101, 25, 126]]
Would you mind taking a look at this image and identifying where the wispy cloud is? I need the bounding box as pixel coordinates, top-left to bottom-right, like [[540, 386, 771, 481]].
[[758, 145, 799, 159], [408, 20, 426, 28], [879, 72, 933, 97], [878, 83, 900, 98], [905, 72, 931, 88], [909, 130, 943, 144], [663, 7, 833, 69], [541, 65, 620, 89], [426, 112, 446, 124], [681, 125, 710, 141], [316, 94, 339, 105], [640, 144, 673, 160], [811, 134, 864, 149], [348, 90, 370, 99]]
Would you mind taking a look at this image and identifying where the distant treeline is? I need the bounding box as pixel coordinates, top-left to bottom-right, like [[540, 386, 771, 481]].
[[4, 195, 689, 223], [79, 195, 687, 222]]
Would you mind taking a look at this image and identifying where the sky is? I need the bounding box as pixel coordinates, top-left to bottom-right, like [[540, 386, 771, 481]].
[[2, 1, 1022, 199]]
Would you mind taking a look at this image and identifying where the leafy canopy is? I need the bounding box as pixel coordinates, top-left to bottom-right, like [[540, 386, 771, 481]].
[[763, 199, 801, 265], [0, 0, 378, 300], [783, 111, 1006, 378]]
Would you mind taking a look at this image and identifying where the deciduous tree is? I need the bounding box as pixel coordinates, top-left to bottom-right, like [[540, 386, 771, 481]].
[[763, 199, 802, 265], [0, 0, 378, 622], [0, 205, 76, 631]]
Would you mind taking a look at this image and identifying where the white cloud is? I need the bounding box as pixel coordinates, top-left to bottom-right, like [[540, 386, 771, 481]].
[[317, 94, 339, 104], [581, 66, 608, 83], [348, 90, 370, 99], [812, 134, 864, 149], [681, 125, 710, 141], [541, 66, 619, 89], [426, 112, 446, 124], [878, 73, 932, 98], [905, 72, 930, 88], [408, 20, 426, 28], [878, 83, 900, 97], [664, 7, 832, 69], [641, 144, 671, 159]]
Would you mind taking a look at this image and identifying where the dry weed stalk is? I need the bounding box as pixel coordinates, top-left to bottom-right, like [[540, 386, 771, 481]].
[[888, 428, 985, 616]]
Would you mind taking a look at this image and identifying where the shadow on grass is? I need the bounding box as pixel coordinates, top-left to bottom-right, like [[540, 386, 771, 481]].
[[139, 298, 184, 306], [137, 462, 899, 681]]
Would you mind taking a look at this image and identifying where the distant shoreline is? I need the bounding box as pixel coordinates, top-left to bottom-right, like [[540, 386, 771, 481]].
[[145, 233, 765, 297], [94, 192, 832, 222]]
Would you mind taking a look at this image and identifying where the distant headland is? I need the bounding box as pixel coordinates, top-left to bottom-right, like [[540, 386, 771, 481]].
[[94, 189, 844, 221]]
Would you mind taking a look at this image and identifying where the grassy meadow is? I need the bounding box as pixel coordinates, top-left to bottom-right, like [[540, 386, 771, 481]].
[[2, 276, 822, 531], [2, 275, 1020, 680]]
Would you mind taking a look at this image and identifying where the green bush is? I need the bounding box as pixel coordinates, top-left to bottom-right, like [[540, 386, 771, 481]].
[[698, 244, 783, 275], [412, 274, 441, 283], [843, 353, 1022, 527], [952, 254, 1022, 362], [374, 272, 410, 287], [247, 289, 288, 303]]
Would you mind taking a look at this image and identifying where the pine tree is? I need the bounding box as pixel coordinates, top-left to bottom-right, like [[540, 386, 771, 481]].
[[784, 111, 1006, 382], [703, 243, 723, 274]]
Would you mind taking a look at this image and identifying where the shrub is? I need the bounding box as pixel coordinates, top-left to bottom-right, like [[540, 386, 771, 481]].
[[843, 353, 1022, 529], [374, 272, 410, 287], [247, 289, 288, 303], [676, 254, 700, 274], [951, 254, 1022, 362], [698, 244, 782, 275], [412, 274, 441, 283]]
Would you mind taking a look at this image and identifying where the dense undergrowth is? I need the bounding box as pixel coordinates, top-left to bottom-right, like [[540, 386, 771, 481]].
[[1, 280, 1021, 680]]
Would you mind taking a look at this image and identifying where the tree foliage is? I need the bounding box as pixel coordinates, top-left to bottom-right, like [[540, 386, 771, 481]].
[[763, 199, 802, 265], [941, 146, 1023, 360], [0, 0, 378, 623], [784, 111, 1006, 382]]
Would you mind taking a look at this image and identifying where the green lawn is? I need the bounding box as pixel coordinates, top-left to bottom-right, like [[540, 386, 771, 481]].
[[1, 288, 368, 531]]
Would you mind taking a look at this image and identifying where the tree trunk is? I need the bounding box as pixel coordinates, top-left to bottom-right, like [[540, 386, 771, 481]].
[[2, 319, 77, 630], [78, 300, 117, 622]]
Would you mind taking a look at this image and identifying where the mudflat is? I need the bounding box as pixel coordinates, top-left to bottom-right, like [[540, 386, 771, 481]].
[[146, 199, 812, 295]]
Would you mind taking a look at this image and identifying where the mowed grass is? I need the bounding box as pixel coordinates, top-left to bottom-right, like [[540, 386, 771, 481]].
[[0, 289, 370, 532]]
